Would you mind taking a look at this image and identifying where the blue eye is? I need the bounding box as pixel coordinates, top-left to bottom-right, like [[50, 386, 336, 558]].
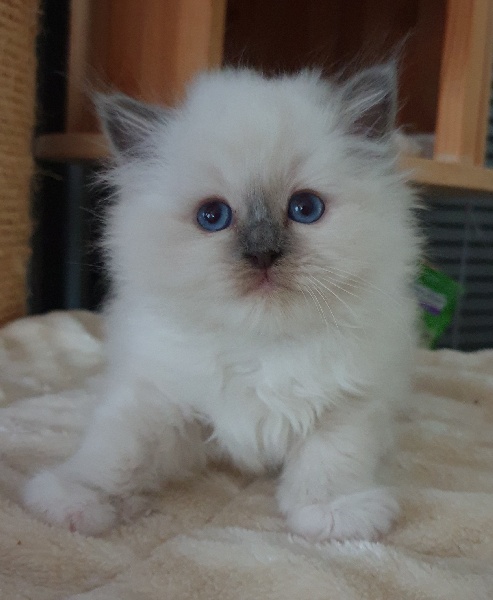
[[288, 192, 325, 224], [197, 200, 232, 232]]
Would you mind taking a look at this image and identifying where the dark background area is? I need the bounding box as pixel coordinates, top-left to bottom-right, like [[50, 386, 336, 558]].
[[32, 0, 108, 313]]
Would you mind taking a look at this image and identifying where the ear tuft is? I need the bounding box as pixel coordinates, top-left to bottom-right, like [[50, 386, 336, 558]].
[[94, 93, 168, 158], [340, 63, 398, 140]]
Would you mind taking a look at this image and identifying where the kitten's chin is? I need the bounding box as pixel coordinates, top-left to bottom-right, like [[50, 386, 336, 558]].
[[239, 295, 325, 338], [236, 277, 323, 336]]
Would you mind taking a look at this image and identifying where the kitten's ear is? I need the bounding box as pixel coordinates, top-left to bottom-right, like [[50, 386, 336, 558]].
[[94, 93, 168, 158], [340, 63, 397, 140]]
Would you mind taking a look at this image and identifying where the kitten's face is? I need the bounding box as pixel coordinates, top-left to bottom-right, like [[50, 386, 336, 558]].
[[99, 67, 415, 335]]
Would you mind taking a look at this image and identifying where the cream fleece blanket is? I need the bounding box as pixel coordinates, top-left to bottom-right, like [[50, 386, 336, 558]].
[[0, 311, 492, 599]]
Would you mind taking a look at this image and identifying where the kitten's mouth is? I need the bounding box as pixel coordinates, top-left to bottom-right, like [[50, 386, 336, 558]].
[[258, 270, 274, 290], [236, 263, 294, 298], [248, 268, 283, 295]]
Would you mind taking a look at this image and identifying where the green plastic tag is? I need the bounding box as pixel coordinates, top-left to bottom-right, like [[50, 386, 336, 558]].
[[415, 264, 463, 348]]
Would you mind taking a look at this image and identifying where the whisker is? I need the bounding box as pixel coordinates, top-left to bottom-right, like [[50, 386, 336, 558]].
[[303, 284, 331, 329], [310, 274, 414, 345], [311, 276, 362, 316], [309, 276, 365, 333], [317, 266, 407, 309], [308, 279, 340, 331], [298, 286, 311, 311], [316, 275, 364, 300]]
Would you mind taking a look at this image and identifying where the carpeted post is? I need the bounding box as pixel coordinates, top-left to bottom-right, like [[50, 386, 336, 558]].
[[0, 0, 38, 325]]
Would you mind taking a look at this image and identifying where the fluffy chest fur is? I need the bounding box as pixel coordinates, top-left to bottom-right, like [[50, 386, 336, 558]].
[[197, 335, 343, 471], [106, 305, 382, 473]]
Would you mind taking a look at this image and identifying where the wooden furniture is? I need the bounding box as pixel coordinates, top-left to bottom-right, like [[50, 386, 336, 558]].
[[35, 0, 493, 193]]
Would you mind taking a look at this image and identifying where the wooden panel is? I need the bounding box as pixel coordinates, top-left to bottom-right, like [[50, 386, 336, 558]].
[[401, 155, 493, 193], [65, 0, 227, 133], [474, 3, 493, 166], [65, 0, 92, 132], [34, 133, 493, 195], [224, 0, 342, 73], [340, 0, 446, 133], [398, 0, 446, 134], [90, 0, 227, 103], [209, 0, 228, 67], [51, 0, 493, 181], [434, 0, 493, 165], [224, 0, 445, 134], [34, 133, 109, 162]]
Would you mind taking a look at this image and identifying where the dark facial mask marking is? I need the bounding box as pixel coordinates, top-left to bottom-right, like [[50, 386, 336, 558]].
[[238, 196, 287, 269]]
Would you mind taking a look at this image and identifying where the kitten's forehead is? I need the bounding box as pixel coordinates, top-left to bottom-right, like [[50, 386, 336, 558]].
[[164, 70, 345, 211], [187, 69, 330, 118], [175, 113, 328, 207], [180, 71, 334, 155]]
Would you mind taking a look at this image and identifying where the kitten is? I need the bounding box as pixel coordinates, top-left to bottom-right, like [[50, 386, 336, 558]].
[[23, 65, 419, 540]]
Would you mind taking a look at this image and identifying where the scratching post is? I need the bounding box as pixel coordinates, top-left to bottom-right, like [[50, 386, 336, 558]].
[[0, 0, 38, 324]]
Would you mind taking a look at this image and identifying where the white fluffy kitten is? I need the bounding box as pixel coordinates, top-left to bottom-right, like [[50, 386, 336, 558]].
[[24, 65, 419, 540]]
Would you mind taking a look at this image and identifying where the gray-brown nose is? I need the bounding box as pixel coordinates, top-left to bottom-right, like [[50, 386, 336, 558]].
[[244, 250, 282, 269]]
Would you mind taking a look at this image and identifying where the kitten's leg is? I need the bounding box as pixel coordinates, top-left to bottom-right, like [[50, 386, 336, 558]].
[[277, 408, 399, 542], [23, 381, 205, 535]]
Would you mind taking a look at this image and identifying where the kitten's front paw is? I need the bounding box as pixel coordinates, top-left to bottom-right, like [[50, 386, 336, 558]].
[[287, 488, 399, 543], [23, 470, 116, 535]]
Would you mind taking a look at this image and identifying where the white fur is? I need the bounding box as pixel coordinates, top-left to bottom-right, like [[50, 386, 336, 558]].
[[23, 68, 419, 540]]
